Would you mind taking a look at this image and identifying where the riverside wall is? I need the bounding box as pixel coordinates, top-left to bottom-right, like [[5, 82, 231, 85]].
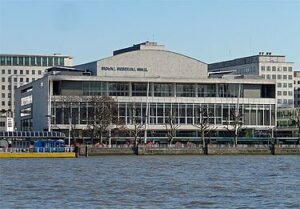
[[78, 144, 300, 156]]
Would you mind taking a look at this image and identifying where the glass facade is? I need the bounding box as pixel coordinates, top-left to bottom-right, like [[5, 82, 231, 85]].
[[56, 81, 274, 99], [0, 55, 67, 66], [51, 101, 276, 127]]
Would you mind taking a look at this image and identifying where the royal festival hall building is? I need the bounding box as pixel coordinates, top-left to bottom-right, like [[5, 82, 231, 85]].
[[15, 42, 277, 144]]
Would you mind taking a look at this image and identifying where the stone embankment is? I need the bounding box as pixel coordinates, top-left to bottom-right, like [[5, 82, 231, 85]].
[[77, 144, 300, 156]]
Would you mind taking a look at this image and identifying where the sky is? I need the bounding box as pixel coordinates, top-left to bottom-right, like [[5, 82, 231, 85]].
[[0, 0, 299, 69]]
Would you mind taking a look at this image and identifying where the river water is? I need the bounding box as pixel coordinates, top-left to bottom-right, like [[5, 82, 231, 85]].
[[1, 156, 300, 209]]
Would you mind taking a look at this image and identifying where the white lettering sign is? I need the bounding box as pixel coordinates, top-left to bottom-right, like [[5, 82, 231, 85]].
[[101, 66, 148, 72]]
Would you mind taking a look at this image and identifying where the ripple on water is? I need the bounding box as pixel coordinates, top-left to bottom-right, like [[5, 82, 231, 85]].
[[0, 156, 300, 209]]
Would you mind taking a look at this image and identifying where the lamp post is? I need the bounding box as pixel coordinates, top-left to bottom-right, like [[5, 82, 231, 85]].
[[45, 114, 55, 132]]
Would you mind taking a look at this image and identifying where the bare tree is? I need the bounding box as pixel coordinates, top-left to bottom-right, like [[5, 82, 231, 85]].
[[226, 106, 243, 146], [290, 108, 300, 144], [86, 95, 118, 145], [193, 105, 213, 147], [60, 96, 80, 145], [165, 114, 180, 145]]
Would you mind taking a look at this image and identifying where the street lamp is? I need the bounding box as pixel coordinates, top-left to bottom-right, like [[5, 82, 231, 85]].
[[45, 114, 55, 132]]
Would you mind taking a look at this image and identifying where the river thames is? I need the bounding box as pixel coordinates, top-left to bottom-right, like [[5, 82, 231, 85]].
[[1, 156, 300, 208]]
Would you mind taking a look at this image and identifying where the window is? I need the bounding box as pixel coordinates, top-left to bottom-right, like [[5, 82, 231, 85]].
[[283, 67, 287, 71], [1, 93, 5, 98], [266, 75, 271, 79], [6, 57, 11, 65], [267, 66, 271, 71], [26, 70, 29, 74], [42, 57, 47, 66], [288, 67, 292, 72], [13, 57, 18, 65], [59, 58, 64, 66], [1, 69, 4, 74], [2, 85, 5, 90], [272, 66, 276, 71], [277, 83, 282, 88], [288, 83, 293, 88], [0, 57, 5, 65], [283, 83, 287, 88], [32, 78, 35, 81], [48, 57, 53, 66], [132, 83, 148, 96], [277, 91, 282, 96], [14, 77, 17, 82], [288, 75, 292, 80], [176, 84, 195, 97], [8, 77, 11, 82], [14, 69, 17, 74], [25, 57, 29, 66], [26, 78, 29, 82], [277, 67, 282, 72], [2, 101, 5, 106], [1, 77, 5, 82], [19, 57, 24, 65], [36, 57, 41, 66], [261, 66, 265, 71], [153, 83, 173, 97], [8, 85, 11, 90], [32, 70, 35, 75], [8, 93, 11, 98], [288, 91, 293, 96], [283, 75, 287, 80], [30, 57, 36, 65], [283, 91, 287, 96], [278, 99, 282, 104], [20, 70, 23, 74], [8, 69, 11, 74], [20, 78, 23, 82], [277, 75, 282, 79], [54, 57, 59, 66], [108, 82, 129, 96], [38, 70, 42, 75], [272, 75, 276, 79], [8, 101, 11, 106]]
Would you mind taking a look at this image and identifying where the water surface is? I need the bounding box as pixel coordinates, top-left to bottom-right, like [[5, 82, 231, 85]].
[[1, 156, 300, 208]]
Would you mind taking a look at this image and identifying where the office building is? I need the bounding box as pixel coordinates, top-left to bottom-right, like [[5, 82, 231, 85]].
[[209, 53, 294, 108], [0, 54, 73, 118]]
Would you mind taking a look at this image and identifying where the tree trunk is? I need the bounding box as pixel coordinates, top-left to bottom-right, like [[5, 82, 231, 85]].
[[201, 130, 205, 148]]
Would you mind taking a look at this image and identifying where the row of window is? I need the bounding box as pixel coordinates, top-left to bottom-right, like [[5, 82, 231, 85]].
[[261, 66, 292, 72], [0, 56, 65, 67], [277, 83, 293, 88], [2, 85, 17, 91], [277, 91, 293, 96], [51, 102, 276, 126], [1, 101, 11, 106], [1, 77, 36, 83], [262, 74, 293, 80], [277, 99, 293, 105], [1, 93, 11, 98], [1, 79, 35, 91], [1, 69, 42, 75]]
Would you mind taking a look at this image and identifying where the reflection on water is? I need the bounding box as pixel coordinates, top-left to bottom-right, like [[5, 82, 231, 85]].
[[1, 156, 300, 208]]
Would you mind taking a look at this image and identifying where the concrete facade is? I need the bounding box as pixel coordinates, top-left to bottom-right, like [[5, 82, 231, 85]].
[[208, 53, 294, 108], [0, 54, 73, 117], [15, 42, 277, 144]]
